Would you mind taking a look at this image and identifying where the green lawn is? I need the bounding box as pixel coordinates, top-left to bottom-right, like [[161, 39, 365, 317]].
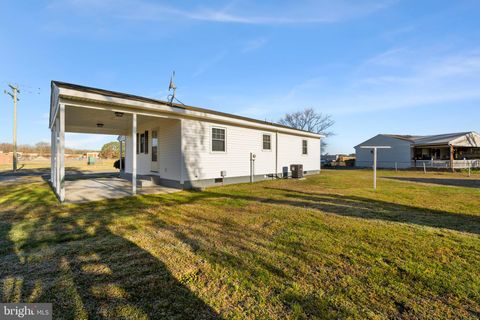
[[0, 170, 479, 319], [0, 159, 116, 173]]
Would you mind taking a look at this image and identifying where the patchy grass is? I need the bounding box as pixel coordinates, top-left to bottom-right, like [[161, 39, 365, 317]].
[[0, 169, 479, 319]]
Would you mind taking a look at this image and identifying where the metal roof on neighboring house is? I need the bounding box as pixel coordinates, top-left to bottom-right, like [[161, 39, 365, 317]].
[[357, 132, 480, 148], [382, 134, 423, 142], [412, 132, 467, 146], [381, 132, 480, 147]]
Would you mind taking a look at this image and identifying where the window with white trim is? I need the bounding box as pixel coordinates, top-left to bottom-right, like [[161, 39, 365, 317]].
[[212, 127, 226, 152], [262, 134, 271, 150], [302, 139, 308, 155]]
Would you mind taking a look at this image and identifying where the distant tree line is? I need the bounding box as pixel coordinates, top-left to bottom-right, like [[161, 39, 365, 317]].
[[0, 142, 96, 155]]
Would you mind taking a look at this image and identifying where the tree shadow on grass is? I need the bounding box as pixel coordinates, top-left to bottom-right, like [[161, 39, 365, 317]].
[[0, 186, 221, 319], [385, 177, 480, 189], [262, 187, 480, 235]]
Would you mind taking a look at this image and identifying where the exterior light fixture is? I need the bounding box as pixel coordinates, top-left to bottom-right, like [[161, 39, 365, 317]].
[[115, 112, 124, 117], [96, 123, 104, 128]]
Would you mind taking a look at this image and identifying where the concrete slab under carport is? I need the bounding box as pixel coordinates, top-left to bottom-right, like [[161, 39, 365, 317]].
[[64, 177, 181, 203]]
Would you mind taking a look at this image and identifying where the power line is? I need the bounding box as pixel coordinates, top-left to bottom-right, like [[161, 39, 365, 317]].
[[1, 80, 41, 95], [4, 84, 20, 171]]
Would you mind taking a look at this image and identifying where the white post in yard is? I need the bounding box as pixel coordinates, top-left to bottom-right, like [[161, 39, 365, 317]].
[[132, 114, 137, 195], [395, 162, 398, 172], [468, 160, 471, 177], [423, 162, 426, 174], [360, 146, 391, 190]]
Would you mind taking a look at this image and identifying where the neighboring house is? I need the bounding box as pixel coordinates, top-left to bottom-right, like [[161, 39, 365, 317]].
[[355, 132, 480, 169], [49, 81, 322, 201]]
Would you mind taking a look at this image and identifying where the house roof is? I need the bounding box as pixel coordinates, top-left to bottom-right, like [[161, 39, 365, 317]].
[[412, 132, 480, 147], [382, 134, 422, 142], [356, 132, 480, 148], [381, 132, 480, 147], [51, 81, 322, 138]]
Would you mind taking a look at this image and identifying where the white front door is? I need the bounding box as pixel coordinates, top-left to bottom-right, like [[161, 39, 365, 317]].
[[151, 129, 159, 172]]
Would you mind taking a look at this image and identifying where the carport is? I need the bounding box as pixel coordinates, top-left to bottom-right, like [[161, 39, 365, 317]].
[[49, 81, 184, 202]]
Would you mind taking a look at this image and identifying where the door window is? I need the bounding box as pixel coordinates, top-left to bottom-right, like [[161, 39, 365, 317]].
[[152, 130, 158, 161]]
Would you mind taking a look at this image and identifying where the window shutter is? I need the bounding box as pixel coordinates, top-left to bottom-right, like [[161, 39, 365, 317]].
[[136, 133, 139, 154]]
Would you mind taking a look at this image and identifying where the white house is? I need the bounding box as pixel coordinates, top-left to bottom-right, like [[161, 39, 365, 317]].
[[355, 132, 480, 169], [49, 81, 322, 202]]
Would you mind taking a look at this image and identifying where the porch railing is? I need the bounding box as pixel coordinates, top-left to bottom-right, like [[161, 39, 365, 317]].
[[412, 159, 480, 169]]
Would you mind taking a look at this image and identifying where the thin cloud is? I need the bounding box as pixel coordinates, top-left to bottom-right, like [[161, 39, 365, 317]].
[[52, 0, 396, 25], [297, 48, 480, 114], [242, 38, 267, 53], [218, 47, 480, 118]]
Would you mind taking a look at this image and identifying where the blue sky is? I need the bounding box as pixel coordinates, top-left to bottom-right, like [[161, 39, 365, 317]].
[[0, 0, 479, 154]]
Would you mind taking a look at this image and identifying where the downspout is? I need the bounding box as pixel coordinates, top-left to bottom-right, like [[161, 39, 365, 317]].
[[275, 131, 278, 178], [180, 119, 185, 187], [319, 137, 322, 173]]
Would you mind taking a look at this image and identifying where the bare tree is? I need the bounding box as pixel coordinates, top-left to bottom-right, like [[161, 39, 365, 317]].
[[279, 108, 334, 150]]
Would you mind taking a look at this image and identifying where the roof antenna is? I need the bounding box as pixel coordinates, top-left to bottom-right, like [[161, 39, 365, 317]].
[[168, 71, 177, 105]]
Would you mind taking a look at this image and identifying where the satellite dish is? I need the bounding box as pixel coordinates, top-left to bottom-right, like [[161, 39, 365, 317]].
[[169, 71, 176, 90]]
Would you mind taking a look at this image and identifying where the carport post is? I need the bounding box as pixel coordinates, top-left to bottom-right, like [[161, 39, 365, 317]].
[[59, 104, 65, 202], [132, 114, 137, 195], [119, 138, 123, 172], [51, 123, 56, 191], [55, 117, 60, 195]]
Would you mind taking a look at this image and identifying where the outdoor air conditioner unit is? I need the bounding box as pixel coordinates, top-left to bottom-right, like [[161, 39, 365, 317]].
[[290, 164, 304, 178]]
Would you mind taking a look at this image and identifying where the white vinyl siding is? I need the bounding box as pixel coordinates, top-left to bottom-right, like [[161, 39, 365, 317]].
[[125, 117, 321, 183], [125, 118, 181, 179], [182, 119, 320, 181], [277, 133, 320, 174]]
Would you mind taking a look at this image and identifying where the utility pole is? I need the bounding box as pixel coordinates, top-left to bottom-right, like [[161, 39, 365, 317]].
[[4, 84, 20, 171]]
